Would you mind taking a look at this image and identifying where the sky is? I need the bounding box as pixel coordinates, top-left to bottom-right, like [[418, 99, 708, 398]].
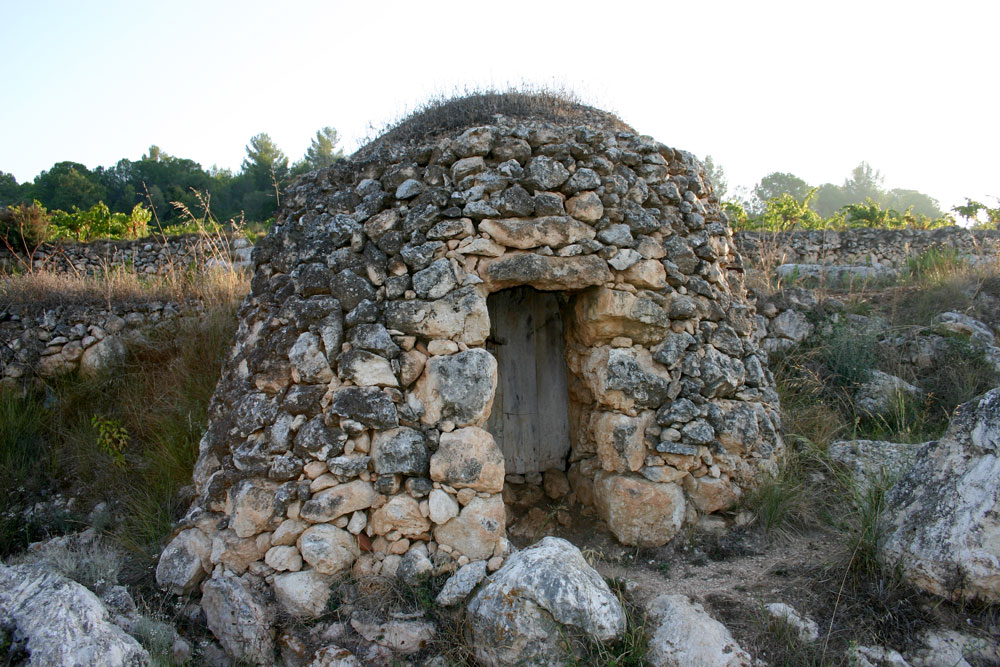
[[2, 0, 997, 212]]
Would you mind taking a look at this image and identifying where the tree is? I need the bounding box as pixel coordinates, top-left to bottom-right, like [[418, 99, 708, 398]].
[[240, 133, 289, 218], [31, 161, 107, 212], [883, 189, 943, 219], [242, 133, 289, 186], [753, 172, 812, 205], [0, 171, 29, 207], [843, 161, 884, 202], [701, 155, 728, 199], [304, 126, 344, 170]]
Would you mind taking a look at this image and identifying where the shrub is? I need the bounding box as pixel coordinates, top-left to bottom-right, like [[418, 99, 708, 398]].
[[0, 201, 52, 253]]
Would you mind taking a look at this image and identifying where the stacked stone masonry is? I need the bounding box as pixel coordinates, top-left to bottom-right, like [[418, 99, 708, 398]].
[[735, 227, 1000, 269], [0, 301, 198, 386], [158, 116, 784, 625], [0, 233, 252, 276]]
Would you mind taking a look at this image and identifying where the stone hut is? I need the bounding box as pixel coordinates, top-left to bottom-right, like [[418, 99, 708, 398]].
[[157, 95, 782, 642]]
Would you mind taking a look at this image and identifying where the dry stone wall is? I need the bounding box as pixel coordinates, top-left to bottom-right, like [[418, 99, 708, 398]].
[[0, 300, 199, 387], [158, 111, 784, 653], [0, 234, 252, 276], [735, 227, 1000, 269]]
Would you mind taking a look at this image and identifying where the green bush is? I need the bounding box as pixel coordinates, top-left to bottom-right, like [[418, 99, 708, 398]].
[[0, 201, 52, 250], [49, 202, 150, 242]]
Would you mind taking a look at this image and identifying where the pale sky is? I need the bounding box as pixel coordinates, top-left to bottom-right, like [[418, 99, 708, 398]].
[[2, 0, 997, 212]]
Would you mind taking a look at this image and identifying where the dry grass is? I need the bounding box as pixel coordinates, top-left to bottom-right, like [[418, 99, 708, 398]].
[[354, 85, 633, 161], [0, 261, 247, 314]]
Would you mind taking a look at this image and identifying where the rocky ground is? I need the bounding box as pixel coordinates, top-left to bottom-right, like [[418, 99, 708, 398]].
[[4, 253, 1000, 665]]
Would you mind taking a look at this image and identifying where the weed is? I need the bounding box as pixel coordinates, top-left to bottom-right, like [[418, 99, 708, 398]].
[[130, 615, 176, 666], [92, 415, 129, 468], [564, 578, 648, 667], [902, 247, 965, 284], [20, 535, 124, 592]]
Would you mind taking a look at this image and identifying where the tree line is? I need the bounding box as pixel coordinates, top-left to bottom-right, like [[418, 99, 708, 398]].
[[0, 127, 344, 231], [701, 158, 998, 230]]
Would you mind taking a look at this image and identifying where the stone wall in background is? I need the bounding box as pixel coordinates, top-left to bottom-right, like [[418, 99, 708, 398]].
[[0, 234, 253, 276], [734, 227, 1000, 268], [0, 300, 205, 387]]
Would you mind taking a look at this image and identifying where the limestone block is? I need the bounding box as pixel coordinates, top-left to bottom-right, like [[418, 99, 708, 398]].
[[466, 537, 625, 666], [299, 480, 376, 523], [433, 495, 505, 560], [229, 478, 278, 538], [428, 488, 460, 524], [369, 494, 431, 537], [297, 524, 359, 575], [479, 216, 595, 250], [881, 388, 1000, 602], [430, 427, 504, 493], [645, 594, 752, 666], [590, 410, 653, 473], [414, 348, 497, 427], [202, 573, 276, 665], [336, 350, 398, 387], [273, 568, 332, 619], [371, 427, 429, 476], [385, 285, 490, 345], [572, 287, 669, 346], [479, 253, 612, 292], [156, 527, 212, 595], [593, 472, 685, 547]]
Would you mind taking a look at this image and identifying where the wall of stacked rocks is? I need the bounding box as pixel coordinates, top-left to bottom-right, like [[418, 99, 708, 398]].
[[157, 114, 784, 628], [0, 301, 199, 388], [734, 227, 1000, 269], [0, 233, 252, 276]]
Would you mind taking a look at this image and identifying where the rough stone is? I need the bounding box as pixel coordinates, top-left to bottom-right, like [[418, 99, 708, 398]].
[[573, 287, 670, 346], [433, 495, 505, 560], [0, 562, 150, 666], [385, 285, 490, 345], [300, 480, 377, 523], [371, 427, 429, 476], [479, 253, 612, 292], [273, 569, 331, 619], [369, 494, 431, 537], [202, 573, 276, 665], [435, 559, 488, 606], [881, 388, 1000, 602], [430, 427, 504, 493], [297, 524, 359, 575], [467, 537, 625, 666], [480, 216, 595, 250], [156, 527, 212, 595], [414, 348, 497, 426], [646, 594, 752, 666], [593, 472, 685, 546]]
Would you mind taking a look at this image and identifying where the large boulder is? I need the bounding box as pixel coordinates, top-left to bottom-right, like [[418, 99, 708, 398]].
[[880, 388, 1000, 602], [0, 563, 149, 666], [645, 594, 753, 666], [201, 572, 276, 664], [466, 537, 625, 666]]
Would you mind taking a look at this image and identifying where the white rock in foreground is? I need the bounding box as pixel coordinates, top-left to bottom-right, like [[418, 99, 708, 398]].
[[764, 602, 819, 642], [880, 387, 1000, 602], [466, 536, 625, 666], [646, 594, 752, 667], [0, 563, 149, 666]]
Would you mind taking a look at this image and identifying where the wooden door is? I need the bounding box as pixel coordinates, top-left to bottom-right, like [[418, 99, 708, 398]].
[[485, 287, 571, 474]]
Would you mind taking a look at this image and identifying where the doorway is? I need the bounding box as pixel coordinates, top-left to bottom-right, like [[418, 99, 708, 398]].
[[485, 287, 572, 475]]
